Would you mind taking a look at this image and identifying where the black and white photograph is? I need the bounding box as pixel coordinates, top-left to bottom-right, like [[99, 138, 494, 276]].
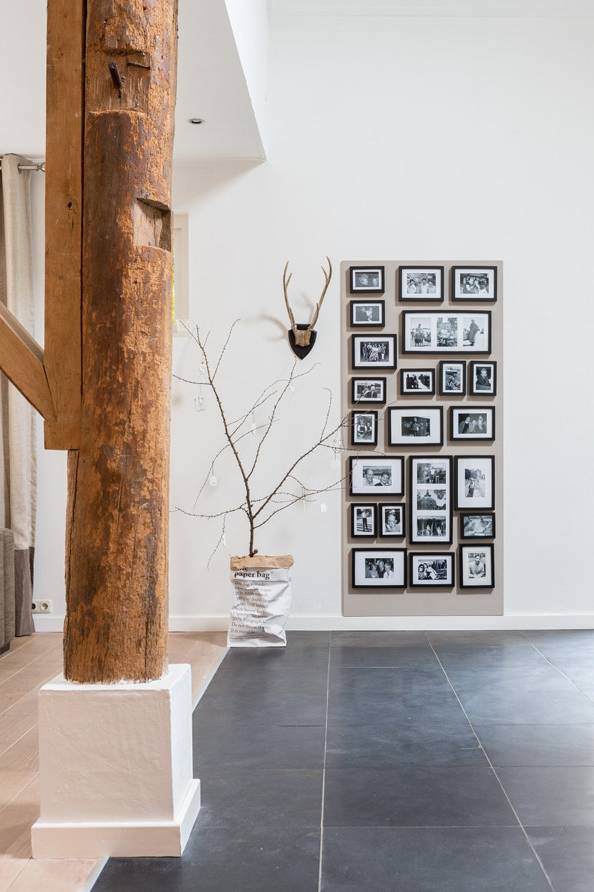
[[351, 410, 378, 446], [352, 334, 397, 369], [350, 503, 377, 538], [349, 300, 385, 327], [455, 455, 495, 510], [388, 407, 443, 446], [416, 487, 447, 511], [402, 311, 491, 354], [349, 456, 404, 496], [351, 377, 386, 405], [459, 544, 495, 588], [351, 548, 407, 588], [470, 361, 497, 395], [409, 456, 452, 544], [452, 266, 497, 301], [438, 360, 466, 396], [460, 513, 496, 539], [409, 553, 455, 587], [400, 369, 435, 395], [399, 266, 444, 302], [349, 266, 385, 294], [379, 504, 405, 538], [450, 407, 495, 441]]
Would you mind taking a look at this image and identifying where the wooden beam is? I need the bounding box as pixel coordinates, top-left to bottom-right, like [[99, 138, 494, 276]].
[[63, 0, 177, 683], [0, 304, 55, 421], [43, 0, 84, 451]]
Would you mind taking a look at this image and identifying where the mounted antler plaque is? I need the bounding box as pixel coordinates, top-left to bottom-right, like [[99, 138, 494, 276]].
[[283, 257, 332, 359]]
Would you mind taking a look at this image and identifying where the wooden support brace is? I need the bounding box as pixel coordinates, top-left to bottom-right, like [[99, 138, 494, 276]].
[[0, 303, 55, 421], [43, 0, 84, 450]]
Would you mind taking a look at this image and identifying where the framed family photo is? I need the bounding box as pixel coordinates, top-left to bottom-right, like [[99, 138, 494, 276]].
[[351, 410, 378, 447], [402, 311, 491, 354], [349, 456, 404, 496], [469, 361, 497, 395], [409, 456, 453, 545], [350, 504, 377, 538], [439, 361, 466, 396], [459, 544, 495, 588], [351, 548, 407, 589], [351, 335, 397, 369], [350, 300, 385, 328], [455, 455, 495, 510], [351, 377, 386, 405], [400, 369, 435, 395], [388, 407, 443, 447], [452, 266, 497, 302], [379, 504, 405, 538], [350, 266, 385, 294], [450, 407, 495, 441], [460, 513, 496, 539], [399, 266, 444, 302], [409, 553, 455, 587]]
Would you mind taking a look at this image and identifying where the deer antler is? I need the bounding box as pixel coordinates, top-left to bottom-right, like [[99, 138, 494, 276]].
[[283, 262, 297, 336], [307, 257, 332, 334], [282, 257, 332, 348]]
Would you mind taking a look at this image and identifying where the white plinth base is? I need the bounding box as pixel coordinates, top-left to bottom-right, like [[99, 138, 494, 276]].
[[32, 780, 200, 859], [31, 664, 200, 859]]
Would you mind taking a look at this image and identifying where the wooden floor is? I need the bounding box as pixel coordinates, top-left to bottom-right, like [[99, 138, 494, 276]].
[[0, 631, 227, 892]]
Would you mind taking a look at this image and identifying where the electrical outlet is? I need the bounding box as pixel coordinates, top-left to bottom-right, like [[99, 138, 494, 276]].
[[32, 600, 52, 614]]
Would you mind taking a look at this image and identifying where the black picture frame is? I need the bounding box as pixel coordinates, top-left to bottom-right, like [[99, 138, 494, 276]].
[[351, 547, 407, 589], [459, 544, 495, 588], [469, 361, 497, 396], [351, 334, 397, 370], [400, 368, 435, 396], [409, 552, 455, 588], [438, 360, 467, 396], [349, 300, 385, 328], [459, 512, 496, 540], [351, 377, 387, 405], [378, 503, 406, 538], [350, 503, 377, 538], [454, 455, 495, 511], [349, 455, 405, 497], [398, 266, 445, 302], [408, 455, 453, 545], [449, 406, 495, 442], [349, 266, 385, 294], [351, 410, 378, 447], [388, 406, 443, 447], [452, 266, 497, 302], [402, 311, 492, 354]]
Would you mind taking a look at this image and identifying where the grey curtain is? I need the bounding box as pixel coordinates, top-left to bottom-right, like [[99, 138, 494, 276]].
[[0, 154, 36, 637]]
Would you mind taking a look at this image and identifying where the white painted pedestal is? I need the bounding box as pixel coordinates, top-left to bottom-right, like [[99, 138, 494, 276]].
[[31, 664, 200, 859]]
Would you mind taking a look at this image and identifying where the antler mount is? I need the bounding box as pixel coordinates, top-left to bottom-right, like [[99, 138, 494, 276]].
[[283, 257, 332, 358]]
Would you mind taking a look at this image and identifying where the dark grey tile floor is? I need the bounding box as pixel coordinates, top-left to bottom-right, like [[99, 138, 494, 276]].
[[93, 630, 594, 892]]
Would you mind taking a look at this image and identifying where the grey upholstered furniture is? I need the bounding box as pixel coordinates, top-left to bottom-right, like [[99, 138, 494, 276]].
[[0, 528, 16, 653]]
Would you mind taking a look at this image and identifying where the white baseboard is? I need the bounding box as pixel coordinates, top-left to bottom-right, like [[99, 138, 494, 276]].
[[169, 614, 594, 631], [36, 613, 594, 634]]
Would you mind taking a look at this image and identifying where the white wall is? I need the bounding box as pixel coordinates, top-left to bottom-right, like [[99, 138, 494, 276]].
[[167, 13, 594, 627], [31, 12, 594, 628]]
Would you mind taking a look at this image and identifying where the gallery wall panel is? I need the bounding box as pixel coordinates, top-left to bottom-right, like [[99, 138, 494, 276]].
[[341, 260, 503, 616]]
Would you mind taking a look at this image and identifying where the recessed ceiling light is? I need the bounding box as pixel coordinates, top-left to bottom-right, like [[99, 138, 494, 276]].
[[188, 118, 205, 125]]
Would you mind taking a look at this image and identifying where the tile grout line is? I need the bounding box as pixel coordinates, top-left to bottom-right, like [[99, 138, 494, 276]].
[[427, 640, 557, 892], [317, 638, 332, 892], [520, 633, 594, 704]]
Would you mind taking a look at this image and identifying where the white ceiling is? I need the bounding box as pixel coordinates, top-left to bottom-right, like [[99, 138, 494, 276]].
[[0, 0, 265, 163], [268, 0, 594, 15]]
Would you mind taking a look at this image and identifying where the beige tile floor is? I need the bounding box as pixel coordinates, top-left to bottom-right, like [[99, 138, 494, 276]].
[[0, 631, 227, 892]]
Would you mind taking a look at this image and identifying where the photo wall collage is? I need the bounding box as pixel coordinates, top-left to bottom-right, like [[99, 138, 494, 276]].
[[342, 261, 503, 617]]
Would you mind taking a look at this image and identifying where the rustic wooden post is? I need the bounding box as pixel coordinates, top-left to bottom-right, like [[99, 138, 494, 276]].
[[63, 0, 178, 682]]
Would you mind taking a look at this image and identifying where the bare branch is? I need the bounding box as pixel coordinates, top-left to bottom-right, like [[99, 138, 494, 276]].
[[254, 475, 347, 529], [213, 319, 241, 381]]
